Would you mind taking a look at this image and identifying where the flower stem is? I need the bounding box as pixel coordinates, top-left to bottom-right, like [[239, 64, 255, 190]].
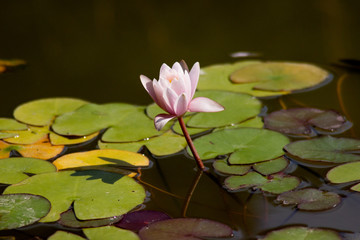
[[178, 117, 205, 171]]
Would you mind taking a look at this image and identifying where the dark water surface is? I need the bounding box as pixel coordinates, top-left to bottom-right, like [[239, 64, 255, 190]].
[[1, 1, 360, 239]]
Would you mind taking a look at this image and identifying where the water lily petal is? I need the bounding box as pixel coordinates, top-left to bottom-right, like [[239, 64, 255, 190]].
[[152, 80, 167, 110], [160, 63, 171, 76], [183, 71, 192, 100], [189, 62, 200, 98], [188, 97, 225, 112], [170, 74, 187, 96], [172, 62, 184, 74], [140, 75, 157, 102], [165, 88, 179, 114], [174, 93, 189, 116], [154, 114, 175, 131]]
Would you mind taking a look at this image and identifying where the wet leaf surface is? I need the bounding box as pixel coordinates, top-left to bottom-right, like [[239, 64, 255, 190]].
[[115, 210, 171, 232], [276, 188, 341, 211], [264, 108, 351, 136], [0, 157, 56, 184], [190, 128, 289, 164], [99, 130, 187, 156], [0, 194, 50, 230], [197, 61, 288, 97], [230, 62, 330, 92], [327, 161, 360, 192], [261, 226, 341, 240], [58, 209, 122, 228], [53, 149, 149, 171], [253, 157, 289, 175], [3, 170, 145, 222], [138, 218, 233, 240], [14, 98, 87, 126], [225, 172, 300, 194], [284, 136, 360, 163]]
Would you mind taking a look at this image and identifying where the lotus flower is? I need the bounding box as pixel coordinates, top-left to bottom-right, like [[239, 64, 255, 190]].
[[140, 61, 224, 130]]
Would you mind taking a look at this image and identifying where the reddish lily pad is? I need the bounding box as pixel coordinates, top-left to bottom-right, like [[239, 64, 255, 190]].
[[277, 188, 341, 211], [58, 209, 122, 228], [138, 218, 233, 240], [284, 136, 360, 163], [115, 210, 171, 232], [262, 226, 341, 240], [264, 108, 351, 136]]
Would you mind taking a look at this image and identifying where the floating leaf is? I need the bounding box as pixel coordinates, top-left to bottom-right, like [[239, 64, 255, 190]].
[[190, 128, 289, 164], [83, 226, 140, 240], [327, 162, 360, 192], [0, 138, 64, 160], [213, 160, 251, 175], [0, 132, 17, 139], [284, 136, 360, 163], [53, 149, 149, 171], [264, 108, 351, 136], [253, 157, 289, 175], [59, 209, 122, 228], [0, 194, 50, 230], [4, 170, 145, 222], [138, 218, 233, 240], [0, 118, 27, 131], [230, 62, 330, 92], [49, 131, 99, 145], [261, 226, 341, 240], [115, 210, 171, 232], [171, 116, 210, 136], [99, 130, 187, 156], [225, 172, 300, 194], [48, 231, 85, 240], [14, 98, 87, 126], [186, 90, 262, 128], [0, 157, 56, 184], [197, 61, 288, 97], [277, 188, 341, 211]]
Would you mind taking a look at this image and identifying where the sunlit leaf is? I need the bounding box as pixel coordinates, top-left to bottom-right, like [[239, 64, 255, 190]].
[[225, 172, 300, 194], [197, 61, 288, 97], [171, 116, 210, 136], [230, 62, 331, 92], [48, 231, 85, 240], [190, 128, 289, 164], [0, 132, 17, 139], [115, 210, 171, 232], [14, 98, 87, 126], [253, 157, 289, 175], [0, 118, 27, 131], [0, 194, 50, 230], [53, 149, 149, 171], [83, 226, 140, 240], [261, 226, 341, 240], [138, 218, 233, 240], [277, 188, 341, 211], [0, 138, 64, 160], [264, 108, 351, 136], [327, 162, 360, 192], [4, 170, 145, 222], [0, 157, 56, 184], [285, 136, 360, 163], [49, 131, 99, 145], [58, 209, 122, 228], [3, 125, 48, 145], [99, 130, 187, 156], [186, 90, 262, 128]]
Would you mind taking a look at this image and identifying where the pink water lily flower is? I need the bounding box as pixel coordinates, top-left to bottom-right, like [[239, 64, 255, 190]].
[[140, 61, 224, 130]]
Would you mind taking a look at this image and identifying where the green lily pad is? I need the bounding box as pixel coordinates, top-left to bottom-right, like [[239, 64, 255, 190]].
[[261, 226, 341, 240], [186, 90, 262, 128], [327, 161, 360, 192], [3, 125, 49, 145], [172, 116, 210, 136], [253, 157, 289, 175], [58, 209, 122, 228], [197, 61, 288, 97], [224, 172, 300, 194], [190, 128, 289, 164], [0, 194, 51, 230], [284, 136, 360, 163], [99, 130, 187, 156], [0, 132, 17, 139], [277, 188, 341, 211], [3, 170, 145, 222], [138, 218, 233, 240], [0, 118, 27, 131], [0, 157, 56, 184], [48, 231, 85, 240], [264, 108, 351, 136], [14, 98, 87, 126], [230, 62, 330, 92], [213, 160, 251, 175], [83, 226, 140, 240]]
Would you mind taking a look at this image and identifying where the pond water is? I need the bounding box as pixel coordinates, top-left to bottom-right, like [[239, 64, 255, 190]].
[[1, 1, 360, 240]]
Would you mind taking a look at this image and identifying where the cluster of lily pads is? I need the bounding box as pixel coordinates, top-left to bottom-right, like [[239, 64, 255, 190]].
[[0, 59, 357, 239]]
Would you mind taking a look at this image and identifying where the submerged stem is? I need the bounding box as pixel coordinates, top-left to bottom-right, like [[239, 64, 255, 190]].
[[178, 117, 205, 171]]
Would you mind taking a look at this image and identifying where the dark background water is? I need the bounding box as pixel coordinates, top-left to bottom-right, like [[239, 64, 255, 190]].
[[1, 0, 360, 116]]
